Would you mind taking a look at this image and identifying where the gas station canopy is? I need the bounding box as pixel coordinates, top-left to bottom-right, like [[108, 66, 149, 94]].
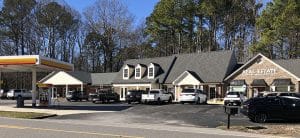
[[0, 55, 73, 72], [0, 55, 74, 107]]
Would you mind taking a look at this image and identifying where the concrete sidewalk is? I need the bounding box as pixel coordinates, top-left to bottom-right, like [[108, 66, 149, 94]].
[[0, 105, 115, 115]]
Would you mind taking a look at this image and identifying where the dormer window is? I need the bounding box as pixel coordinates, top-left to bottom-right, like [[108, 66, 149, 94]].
[[123, 68, 129, 79], [149, 67, 154, 78], [135, 68, 141, 78], [148, 63, 156, 79]]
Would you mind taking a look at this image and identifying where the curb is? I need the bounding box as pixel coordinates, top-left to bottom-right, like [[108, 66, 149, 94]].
[[31, 114, 57, 119]]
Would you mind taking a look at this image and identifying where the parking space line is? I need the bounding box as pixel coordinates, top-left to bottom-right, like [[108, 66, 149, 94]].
[[0, 124, 143, 138]]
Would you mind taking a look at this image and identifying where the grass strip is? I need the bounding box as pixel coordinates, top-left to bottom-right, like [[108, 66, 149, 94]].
[[0, 111, 55, 119]]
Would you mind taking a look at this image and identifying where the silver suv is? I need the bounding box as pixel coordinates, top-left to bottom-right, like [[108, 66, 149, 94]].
[[6, 89, 32, 100]]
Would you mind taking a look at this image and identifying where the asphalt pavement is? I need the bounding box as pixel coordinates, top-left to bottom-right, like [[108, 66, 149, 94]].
[[50, 103, 256, 128], [0, 117, 278, 138]]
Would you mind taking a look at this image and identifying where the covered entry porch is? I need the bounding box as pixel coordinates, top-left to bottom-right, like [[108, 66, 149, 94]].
[[172, 71, 224, 101]]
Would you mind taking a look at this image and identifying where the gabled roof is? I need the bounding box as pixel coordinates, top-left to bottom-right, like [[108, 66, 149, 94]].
[[66, 71, 92, 84], [113, 55, 177, 84], [165, 51, 236, 83], [225, 53, 300, 81], [172, 70, 202, 85], [273, 59, 300, 79], [91, 72, 117, 85], [40, 71, 117, 85], [113, 51, 236, 84]]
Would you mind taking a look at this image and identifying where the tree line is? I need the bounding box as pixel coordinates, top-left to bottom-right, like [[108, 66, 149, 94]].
[[0, 0, 299, 74]]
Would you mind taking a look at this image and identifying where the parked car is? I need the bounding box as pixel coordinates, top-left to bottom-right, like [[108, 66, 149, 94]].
[[179, 88, 207, 104], [241, 96, 300, 123], [141, 89, 172, 104], [66, 91, 89, 102], [88, 93, 97, 101], [0, 89, 9, 99], [91, 91, 119, 103], [224, 91, 246, 106], [6, 89, 32, 100], [126, 90, 145, 104], [258, 91, 300, 98]]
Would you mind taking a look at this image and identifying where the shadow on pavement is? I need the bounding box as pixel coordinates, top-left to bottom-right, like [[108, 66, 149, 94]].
[[21, 105, 132, 111]]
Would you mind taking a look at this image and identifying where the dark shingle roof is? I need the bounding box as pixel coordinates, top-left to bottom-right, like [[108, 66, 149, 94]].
[[273, 59, 300, 78], [165, 51, 236, 83], [113, 51, 236, 84], [67, 71, 92, 84], [113, 55, 176, 84], [91, 72, 117, 85]]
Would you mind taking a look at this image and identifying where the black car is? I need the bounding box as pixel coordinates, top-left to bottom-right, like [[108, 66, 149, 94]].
[[241, 96, 300, 123], [91, 91, 120, 103], [66, 91, 89, 102], [126, 90, 145, 104]]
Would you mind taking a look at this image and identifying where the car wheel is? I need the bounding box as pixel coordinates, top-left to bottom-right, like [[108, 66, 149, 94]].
[[168, 97, 172, 104], [180, 101, 184, 104], [204, 98, 207, 104], [92, 101, 96, 104], [195, 98, 200, 105], [128, 101, 131, 104], [254, 113, 267, 123], [157, 98, 161, 105]]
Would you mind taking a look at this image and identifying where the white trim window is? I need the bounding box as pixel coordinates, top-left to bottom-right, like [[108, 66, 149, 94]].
[[123, 68, 129, 79], [135, 67, 141, 79], [148, 63, 155, 79]]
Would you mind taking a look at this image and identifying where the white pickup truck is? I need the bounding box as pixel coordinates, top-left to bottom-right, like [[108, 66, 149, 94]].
[[6, 89, 32, 100], [142, 89, 172, 104], [224, 91, 246, 106]]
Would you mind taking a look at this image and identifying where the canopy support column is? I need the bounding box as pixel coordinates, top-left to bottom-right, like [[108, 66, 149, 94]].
[[66, 84, 68, 97], [0, 70, 2, 91], [32, 68, 37, 107]]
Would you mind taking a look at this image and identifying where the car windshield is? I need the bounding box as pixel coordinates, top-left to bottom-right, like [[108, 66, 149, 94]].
[[142, 91, 149, 94], [67, 92, 73, 95], [266, 93, 277, 96], [182, 89, 195, 93], [226, 92, 240, 96], [149, 90, 159, 94]]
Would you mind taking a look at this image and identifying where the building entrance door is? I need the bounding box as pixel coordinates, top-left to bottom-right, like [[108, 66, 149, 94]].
[[120, 88, 127, 101], [209, 87, 216, 99]]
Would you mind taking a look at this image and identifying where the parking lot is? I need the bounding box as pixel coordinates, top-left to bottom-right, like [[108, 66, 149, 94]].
[[36, 100, 254, 128]]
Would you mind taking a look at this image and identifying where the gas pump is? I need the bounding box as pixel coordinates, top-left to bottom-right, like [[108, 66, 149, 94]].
[[37, 83, 52, 107]]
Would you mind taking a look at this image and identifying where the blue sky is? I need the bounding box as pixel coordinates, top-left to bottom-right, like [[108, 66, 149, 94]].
[[64, 0, 159, 25]]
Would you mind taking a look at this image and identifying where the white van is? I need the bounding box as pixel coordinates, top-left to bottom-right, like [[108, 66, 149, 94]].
[[6, 89, 32, 100]]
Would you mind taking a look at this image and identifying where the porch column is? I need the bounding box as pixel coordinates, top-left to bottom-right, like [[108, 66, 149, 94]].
[[51, 86, 54, 99], [31, 68, 37, 107], [81, 83, 83, 91], [65, 84, 68, 97], [174, 85, 177, 102], [0, 70, 2, 91]]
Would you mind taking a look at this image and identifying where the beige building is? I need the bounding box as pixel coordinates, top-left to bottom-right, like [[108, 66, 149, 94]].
[[113, 51, 238, 101], [225, 53, 300, 98]]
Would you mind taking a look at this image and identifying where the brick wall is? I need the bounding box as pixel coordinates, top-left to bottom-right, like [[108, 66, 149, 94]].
[[228, 56, 299, 96]]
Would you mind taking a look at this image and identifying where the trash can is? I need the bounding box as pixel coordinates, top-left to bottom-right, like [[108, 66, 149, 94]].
[[16, 96, 24, 108]]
